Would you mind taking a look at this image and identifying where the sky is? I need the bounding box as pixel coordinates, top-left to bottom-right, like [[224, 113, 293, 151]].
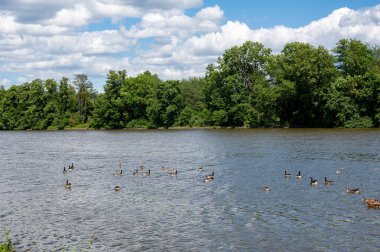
[[1, 0, 380, 90]]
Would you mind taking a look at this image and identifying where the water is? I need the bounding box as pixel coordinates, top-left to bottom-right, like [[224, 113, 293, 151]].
[[0, 129, 379, 251]]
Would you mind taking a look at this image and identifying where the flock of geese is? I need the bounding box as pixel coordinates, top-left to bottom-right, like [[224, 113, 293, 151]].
[[62, 163, 378, 209], [62, 163, 215, 191], [261, 168, 379, 209]]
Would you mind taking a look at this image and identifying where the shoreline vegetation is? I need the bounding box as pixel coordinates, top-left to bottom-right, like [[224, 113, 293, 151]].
[[1, 39, 380, 130]]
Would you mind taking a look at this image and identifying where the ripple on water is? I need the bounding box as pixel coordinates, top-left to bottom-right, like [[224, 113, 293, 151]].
[[1, 130, 380, 251]]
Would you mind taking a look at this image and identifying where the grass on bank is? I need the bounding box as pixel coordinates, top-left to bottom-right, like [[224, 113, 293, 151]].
[[0, 227, 15, 252]]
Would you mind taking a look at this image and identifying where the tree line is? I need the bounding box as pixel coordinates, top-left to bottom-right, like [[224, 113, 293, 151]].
[[1, 39, 379, 130]]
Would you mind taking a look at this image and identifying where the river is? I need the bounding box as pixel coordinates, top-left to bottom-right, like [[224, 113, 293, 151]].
[[0, 129, 379, 251]]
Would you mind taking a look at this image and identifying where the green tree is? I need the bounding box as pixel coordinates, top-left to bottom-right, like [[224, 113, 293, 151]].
[[153, 80, 183, 128], [52, 77, 77, 129], [333, 39, 374, 77], [275, 42, 338, 126], [204, 41, 274, 127], [73, 74, 96, 124], [92, 70, 127, 129], [122, 71, 161, 128]]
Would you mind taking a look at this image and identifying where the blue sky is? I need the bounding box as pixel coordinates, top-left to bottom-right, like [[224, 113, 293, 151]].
[[206, 0, 380, 28], [0, 0, 380, 90]]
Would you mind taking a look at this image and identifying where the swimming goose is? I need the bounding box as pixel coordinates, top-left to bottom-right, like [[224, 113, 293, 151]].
[[204, 172, 214, 182], [363, 198, 378, 204], [204, 176, 214, 182], [363, 198, 380, 208], [324, 177, 334, 185], [170, 169, 178, 176], [142, 169, 151, 176], [114, 185, 121, 191], [64, 180, 72, 189], [284, 171, 291, 178], [261, 186, 272, 192], [63, 167, 68, 174], [68, 163, 74, 170], [336, 168, 344, 174], [309, 177, 318, 186], [132, 169, 138, 176], [113, 170, 123, 176], [346, 187, 360, 194], [295, 171, 302, 179], [197, 166, 203, 171]]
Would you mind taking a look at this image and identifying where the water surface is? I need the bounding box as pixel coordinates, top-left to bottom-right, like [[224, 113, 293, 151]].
[[0, 129, 379, 251]]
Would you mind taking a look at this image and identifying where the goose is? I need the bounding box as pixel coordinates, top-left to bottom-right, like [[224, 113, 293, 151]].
[[114, 185, 121, 192], [363, 198, 380, 208], [309, 177, 318, 186], [68, 163, 74, 170], [142, 169, 151, 176], [204, 176, 214, 182], [363, 198, 379, 204], [261, 186, 272, 192], [197, 166, 203, 171], [132, 169, 138, 176], [205, 172, 214, 179], [346, 187, 360, 194], [284, 171, 291, 178], [64, 180, 72, 189], [324, 177, 334, 185], [295, 171, 302, 179], [336, 168, 344, 174], [113, 170, 123, 176], [170, 169, 178, 176], [63, 167, 68, 174], [204, 172, 214, 182]]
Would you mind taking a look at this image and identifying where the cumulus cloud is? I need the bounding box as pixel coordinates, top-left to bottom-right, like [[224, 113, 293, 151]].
[[0, 1, 379, 89], [184, 4, 380, 56]]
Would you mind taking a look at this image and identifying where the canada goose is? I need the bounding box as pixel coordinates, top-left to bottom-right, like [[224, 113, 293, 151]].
[[205, 172, 214, 179], [336, 168, 344, 174], [170, 169, 177, 176], [204, 176, 214, 182], [363, 198, 378, 204], [63, 167, 68, 174], [295, 171, 302, 179], [363, 198, 380, 208], [324, 177, 334, 185], [64, 180, 71, 189], [114, 185, 121, 191], [197, 166, 203, 171], [132, 169, 138, 176], [261, 186, 271, 192], [204, 172, 214, 182], [143, 169, 151, 176], [68, 163, 74, 170], [346, 187, 360, 194], [113, 170, 123, 176], [310, 177, 318, 186], [284, 171, 291, 178]]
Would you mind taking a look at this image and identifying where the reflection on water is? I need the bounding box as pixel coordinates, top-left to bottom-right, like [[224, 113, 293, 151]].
[[0, 129, 380, 251]]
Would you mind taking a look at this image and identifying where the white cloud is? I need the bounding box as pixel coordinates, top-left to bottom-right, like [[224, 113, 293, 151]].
[[0, 2, 380, 89], [182, 4, 380, 58], [0, 78, 12, 88], [46, 4, 92, 27]]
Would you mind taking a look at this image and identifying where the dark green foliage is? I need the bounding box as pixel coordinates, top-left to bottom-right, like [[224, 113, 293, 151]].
[[1, 39, 380, 129]]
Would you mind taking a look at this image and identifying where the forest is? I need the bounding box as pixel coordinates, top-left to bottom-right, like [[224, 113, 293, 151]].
[[0, 38, 379, 130]]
